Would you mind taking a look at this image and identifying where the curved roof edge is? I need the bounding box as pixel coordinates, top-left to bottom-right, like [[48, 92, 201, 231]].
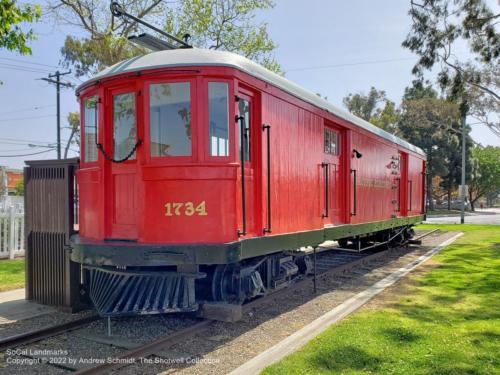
[[78, 49, 426, 157]]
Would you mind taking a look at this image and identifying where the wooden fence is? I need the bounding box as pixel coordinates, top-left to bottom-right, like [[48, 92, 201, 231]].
[[0, 205, 25, 259]]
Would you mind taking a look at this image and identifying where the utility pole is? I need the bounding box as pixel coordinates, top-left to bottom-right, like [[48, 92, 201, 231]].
[[460, 100, 468, 224], [40, 71, 73, 159]]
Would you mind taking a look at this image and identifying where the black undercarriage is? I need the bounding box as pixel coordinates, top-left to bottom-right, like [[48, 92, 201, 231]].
[[77, 224, 416, 317]]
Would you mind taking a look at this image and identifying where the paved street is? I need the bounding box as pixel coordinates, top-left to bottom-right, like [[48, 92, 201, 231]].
[[425, 208, 500, 225]]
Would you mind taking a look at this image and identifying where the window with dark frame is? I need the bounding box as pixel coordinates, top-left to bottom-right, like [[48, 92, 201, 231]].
[[324, 128, 340, 155], [238, 99, 251, 162], [209, 82, 229, 157], [84, 96, 98, 162]]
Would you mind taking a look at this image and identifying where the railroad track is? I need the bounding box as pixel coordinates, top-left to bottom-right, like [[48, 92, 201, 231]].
[[74, 231, 442, 375], [0, 315, 100, 352], [1, 229, 440, 374]]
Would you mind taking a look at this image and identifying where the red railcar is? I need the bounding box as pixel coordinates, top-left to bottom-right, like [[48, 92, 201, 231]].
[[72, 48, 426, 317]]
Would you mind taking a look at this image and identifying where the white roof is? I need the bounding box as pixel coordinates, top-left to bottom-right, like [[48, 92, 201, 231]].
[[79, 49, 425, 156]]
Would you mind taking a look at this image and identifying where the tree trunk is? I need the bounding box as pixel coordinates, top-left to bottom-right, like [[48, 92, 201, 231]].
[[469, 190, 475, 212], [64, 130, 75, 159]]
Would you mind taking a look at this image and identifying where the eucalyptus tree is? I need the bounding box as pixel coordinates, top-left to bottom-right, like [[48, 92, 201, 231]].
[[402, 0, 499, 136]]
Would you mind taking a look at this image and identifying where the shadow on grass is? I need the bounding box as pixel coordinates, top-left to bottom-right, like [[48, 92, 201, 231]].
[[311, 345, 381, 373], [381, 327, 422, 343]]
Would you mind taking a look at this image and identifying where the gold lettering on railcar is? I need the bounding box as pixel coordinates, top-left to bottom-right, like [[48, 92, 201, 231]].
[[357, 177, 392, 189], [165, 201, 208, 216]]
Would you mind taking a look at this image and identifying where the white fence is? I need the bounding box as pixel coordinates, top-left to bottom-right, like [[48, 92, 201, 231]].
[[0, 205, 25, 259]]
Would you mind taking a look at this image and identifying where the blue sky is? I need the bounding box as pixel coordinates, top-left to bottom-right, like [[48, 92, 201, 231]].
[[1, 0, 499, 169]]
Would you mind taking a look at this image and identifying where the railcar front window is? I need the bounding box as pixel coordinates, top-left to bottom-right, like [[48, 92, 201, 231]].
[[84, 97, 98, 162], [150, 83, 192, 157], [209, 82, 230, 157], [113, 93, 137, 160]]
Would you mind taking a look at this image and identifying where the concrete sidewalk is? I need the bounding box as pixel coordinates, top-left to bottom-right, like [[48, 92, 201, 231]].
[[0, 289, 54, 324], [425, 208, 500, 225]]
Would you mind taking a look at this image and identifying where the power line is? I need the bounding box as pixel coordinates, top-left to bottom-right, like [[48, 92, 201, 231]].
[[0, 137, 57, 144], [0, 63, 53, 74], [286, 57, 417, 72], [0, 57, 59, 69], [0, 114, 56, 122], [40, 70, 73, 159], [0, 104, 55, 116], [0, 147, 49, 152], [0, 149, 54, 157]]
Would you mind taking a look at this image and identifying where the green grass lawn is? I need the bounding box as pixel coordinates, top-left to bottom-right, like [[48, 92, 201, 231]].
[[426, 209, 464, 216], [263, 225, 500, 375], [0, 258, 25, 292]]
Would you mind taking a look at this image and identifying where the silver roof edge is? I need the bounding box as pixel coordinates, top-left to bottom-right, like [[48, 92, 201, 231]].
[[78, 49, 426, 157]]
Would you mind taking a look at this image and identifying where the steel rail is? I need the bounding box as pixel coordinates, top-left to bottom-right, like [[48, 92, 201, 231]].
[[74, 319, 212, 375], [14, 233, 431, 374], [70, 246, 398, 374], [0, 315, 100, 351], [413, 228, 439, 241]]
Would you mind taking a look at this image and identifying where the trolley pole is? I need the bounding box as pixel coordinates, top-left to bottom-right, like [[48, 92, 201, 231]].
[[460, 101, 468, 224], [41, 71, 72, 159]]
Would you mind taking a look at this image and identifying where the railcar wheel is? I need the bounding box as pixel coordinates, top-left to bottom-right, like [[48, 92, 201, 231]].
[[211, 263, 264, 303]]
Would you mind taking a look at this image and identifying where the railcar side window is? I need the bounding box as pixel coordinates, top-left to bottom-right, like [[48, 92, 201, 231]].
[[113, 93, 137, 160], [209, 83, 229, 157], [238, 99, 251, 161], [84, 97, 98, 162], [324, 128, 340, 155], [150, 83, 192, 157]]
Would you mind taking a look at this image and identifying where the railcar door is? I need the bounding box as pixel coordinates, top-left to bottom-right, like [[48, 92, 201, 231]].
[[105, 88, 140, 240], [322, 123, 345, 225], [394, 151, 407, 217], [236, 89, 260, 236]]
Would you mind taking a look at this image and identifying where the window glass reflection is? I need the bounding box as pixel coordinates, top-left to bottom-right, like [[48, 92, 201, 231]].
[[113, 93, 136, 160], [150, 83, 191, 157], [209, 82, 229, 157], [84, 97, 98, 162]]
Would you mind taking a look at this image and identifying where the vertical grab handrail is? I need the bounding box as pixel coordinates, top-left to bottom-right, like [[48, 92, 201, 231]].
[[351, 169, 357, 216], [321, 163, 329, 218], [237, 114, 246, 236], [421, 171, 426, 214], [396, 177, 401, 212], [408, 180, 413, 212], [263, 124, 272, 233]]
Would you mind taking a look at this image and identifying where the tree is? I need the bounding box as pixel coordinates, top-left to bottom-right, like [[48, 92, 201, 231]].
[[402, 0, 499, 136], [48, 0, 281, 77], [0, 0, 41, 54], [64, 112, 80, 158], [468, 146, 500, 210], [465, 64, 500, 137], [15, 178, 24, 196], [397, 80, 463, 210], [343, 87, 399, 133]]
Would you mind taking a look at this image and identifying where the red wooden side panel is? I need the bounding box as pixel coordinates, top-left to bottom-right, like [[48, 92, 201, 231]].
[[77, 168, 104, 240], [350, 132, 398, 223], [261, 93, 323, 234], [77, 66, 427, 246], [140, 166, 237, 243], [113, 174, 137, 226]]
